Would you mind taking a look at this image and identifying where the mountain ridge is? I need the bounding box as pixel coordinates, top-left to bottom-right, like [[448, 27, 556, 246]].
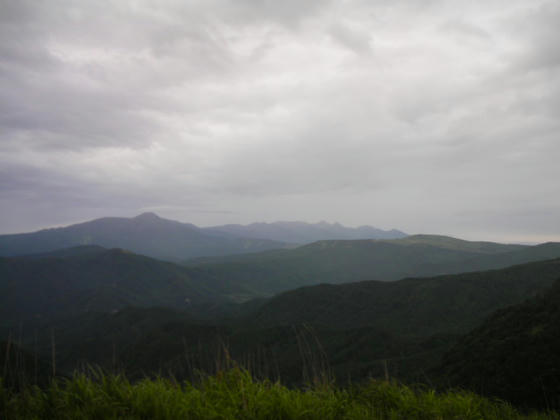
[[242, 258, 560, 336], [184, 236, 560, 297], [0, 213, 287, 261], [0, 213, 411, 261], [206, 220, 407, 244], [0, 246, 228, 325]]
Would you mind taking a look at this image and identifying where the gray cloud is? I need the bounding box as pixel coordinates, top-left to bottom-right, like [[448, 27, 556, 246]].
[[1, 0, 559, 242], [328, 21, 373, 54]]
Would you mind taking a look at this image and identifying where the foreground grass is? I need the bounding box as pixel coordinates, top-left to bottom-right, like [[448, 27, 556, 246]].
[[1, 369, 558, 419]]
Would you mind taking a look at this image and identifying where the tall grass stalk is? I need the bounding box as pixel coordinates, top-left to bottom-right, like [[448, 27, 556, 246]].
[[3, 333, 11, 380], [50, 329, 56, 379]]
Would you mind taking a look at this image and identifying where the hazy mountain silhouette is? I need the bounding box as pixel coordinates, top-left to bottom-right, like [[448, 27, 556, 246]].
[[0, 213, 287, 261], [206, 221, 407, 244]]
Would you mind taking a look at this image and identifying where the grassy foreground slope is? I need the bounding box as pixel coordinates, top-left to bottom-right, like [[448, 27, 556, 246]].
[[2, 369, 557, 420]]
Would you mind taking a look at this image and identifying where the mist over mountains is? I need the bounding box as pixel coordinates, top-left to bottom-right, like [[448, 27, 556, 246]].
[[2, 228, 560, 328], [2, 215, 560, 320]]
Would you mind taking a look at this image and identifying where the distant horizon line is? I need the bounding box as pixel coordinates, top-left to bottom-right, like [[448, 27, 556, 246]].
[[0, 211, 553, 246]]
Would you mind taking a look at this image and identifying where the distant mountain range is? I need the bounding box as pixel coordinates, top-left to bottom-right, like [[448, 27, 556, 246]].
[[206, 221, 407, 244], [0, 213, 407, 261], [0, 213, 286, 261]]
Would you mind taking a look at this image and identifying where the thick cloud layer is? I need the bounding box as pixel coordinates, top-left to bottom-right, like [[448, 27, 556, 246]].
[[1, 0, 559, 242]]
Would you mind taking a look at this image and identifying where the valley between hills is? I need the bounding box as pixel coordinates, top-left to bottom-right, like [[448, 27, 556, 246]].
[[2, 213, 560, 412]]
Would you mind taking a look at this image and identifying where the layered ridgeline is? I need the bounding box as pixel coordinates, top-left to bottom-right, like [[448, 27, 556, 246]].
[[10, 259, 560, 391], [437, 277, 560, 409], [186, 235, 560, 297], [0, 213, 287, 261], [243, 258, 560, 336], [2, 236, 560, 325], [3, 247, 560, 409], [206, 221, 407, 244], [0, 213, 406, 261]]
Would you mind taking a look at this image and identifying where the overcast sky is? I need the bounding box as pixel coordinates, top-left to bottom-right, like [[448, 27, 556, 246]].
[[1, 0, 559, 242]]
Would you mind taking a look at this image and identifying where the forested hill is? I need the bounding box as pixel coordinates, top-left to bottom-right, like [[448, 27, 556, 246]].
[[0, 246, 223, 324], [244, 258, 560, 336], [185, 236, 560, 297], [437, 277, 560, 409], [3, 237, 560, 328]]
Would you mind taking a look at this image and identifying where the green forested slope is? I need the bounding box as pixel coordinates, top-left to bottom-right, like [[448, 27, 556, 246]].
[[245, 258, 560, 336], [186, 236, 560, 298], [15, 306, 455, 386], [0, 248, 221, 325], [437, 278, 560, 409]]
